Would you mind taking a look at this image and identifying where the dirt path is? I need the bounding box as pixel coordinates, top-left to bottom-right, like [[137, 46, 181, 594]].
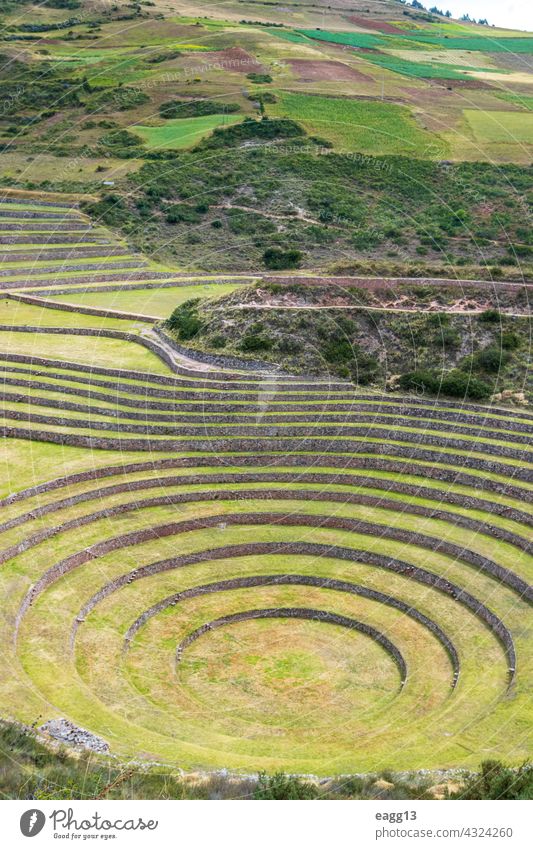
[[231, 303, 531, 317]]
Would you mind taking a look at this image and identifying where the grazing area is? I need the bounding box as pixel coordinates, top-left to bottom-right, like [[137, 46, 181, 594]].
[[0, 0, 531, 799]]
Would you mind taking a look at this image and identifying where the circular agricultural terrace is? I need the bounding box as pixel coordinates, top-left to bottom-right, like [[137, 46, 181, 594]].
[[0, 199, 531, 775]]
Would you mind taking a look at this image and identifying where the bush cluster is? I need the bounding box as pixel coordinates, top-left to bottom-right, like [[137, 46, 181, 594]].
[[159, 99, 240, 119], [399, 368, 492, 400], [167, 299, 203, 340]]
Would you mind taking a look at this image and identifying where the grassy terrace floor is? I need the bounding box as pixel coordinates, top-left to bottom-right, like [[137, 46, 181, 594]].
[[0, 197, 531, 776]]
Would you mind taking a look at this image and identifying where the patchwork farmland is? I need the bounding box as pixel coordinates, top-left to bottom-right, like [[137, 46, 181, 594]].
[[0, 194, 531, 777]]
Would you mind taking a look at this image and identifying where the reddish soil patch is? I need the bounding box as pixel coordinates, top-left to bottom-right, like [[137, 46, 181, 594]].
[[348, 16, 407, 35], [182, 47, 264, 74], [431, 78, 495, 90], [288, 59, 371, 83]]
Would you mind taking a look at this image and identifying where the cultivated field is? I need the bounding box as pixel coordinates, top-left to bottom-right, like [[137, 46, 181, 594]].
[[0, 0, 531, 787], [0, 195, 531, 776]]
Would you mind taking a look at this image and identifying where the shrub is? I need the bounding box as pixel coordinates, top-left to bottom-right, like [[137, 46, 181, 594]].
[[239, 334, 272, 352], [322, 336, 353, 364], [263, 247, 302, 270], [159, 99, 239, 119], [473, 346, 511, 373], [247, 73, 273, 84], [167, 299, 203, 340], [254, 772, 318, 800], [479, 309, 501, 323], [399, 369, 492, 400], [456, 761, 533, 800]]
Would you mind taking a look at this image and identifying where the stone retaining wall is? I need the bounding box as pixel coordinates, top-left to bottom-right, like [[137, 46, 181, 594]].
[[7, 294, 156, 324], [72, 538, 516, 679], [1, 453, 529, 510], [176, 607, 408, 685], [0, 345, 354, 390], [125, 573, 459, 683], [1, 471, 530, 539], [0, 248, 128, 263], [3, 385, 531, 446]]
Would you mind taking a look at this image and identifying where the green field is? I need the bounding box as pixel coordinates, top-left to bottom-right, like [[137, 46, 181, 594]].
[[464, 110, 533, 143], [133, 115, 243, 150], [297, 27, 533, 54], [270, 93, 440, 155], [49, 282, 251, 317]]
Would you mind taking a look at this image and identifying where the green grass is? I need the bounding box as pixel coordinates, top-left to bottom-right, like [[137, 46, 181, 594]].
[[1, 2, 533, 782], [495, 93, 533, 110], [8, 514, 528, 772], [48, 283, 250, 318], [269, 93, 439, 155], [0, 333, 530, 776], [0, 329, 170, 373], [0, 298, 143, 330], [133, 115, 243, 151], [463, 110, 533, 144], [394, 34, 533, 53]]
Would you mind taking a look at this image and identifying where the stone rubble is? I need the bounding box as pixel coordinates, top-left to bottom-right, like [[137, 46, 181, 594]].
[[39, 719, 109, 753]]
